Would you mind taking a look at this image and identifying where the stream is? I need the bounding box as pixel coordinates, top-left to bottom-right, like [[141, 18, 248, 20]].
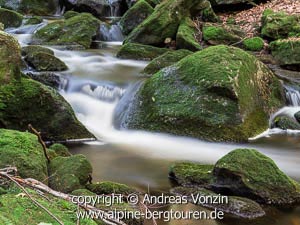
[[7, 20, 300, 225]]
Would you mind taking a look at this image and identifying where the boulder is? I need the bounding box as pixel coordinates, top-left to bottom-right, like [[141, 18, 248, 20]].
[[121, 45, 284, 142], [271, 115, 300, 130], [176, 17, 202, 51], [25, 71, 63, 89], [24, 16, 43, 25], [125, 0, 217, 46], [171, 186, 265, 219], [270, 39, 300, 71], [34, 13, 100, 49], [213, 149, 300, 205], [49, 143, 72, 157], [169, 162, 214, 186], [49, 155, 93, 193], [64, 10, 79, 19], [243, 37, 264, 51], [203, 23, 244, 45], [143, 49, 192, 75], [0, 129, 48, 182], [0, 8, 23, 29], [25, 52, 68, 71], [117, 43, 170, 60], [119, 0, 153, 35], [86, 181, 136, 195], [261, 9, 300, 40]]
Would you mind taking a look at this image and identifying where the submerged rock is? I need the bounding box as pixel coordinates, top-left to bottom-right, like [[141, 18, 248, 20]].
[[34, 13, 100, 49], [86, 181, 136, 195], [125, 0, 217, 46], [0, 129, 48, 182], [261, 9, 300, 40], [171, 186, 266, 219], [49, 154, 93, 193], [117, 43, 170, 60], [213, 149, 300, 205], [176, 17, 202, 51], [0, 8, 23, 29], [243, 37, 264, 51], [122, 45, 284, 142], [270, 39, 300, 71], [143, 49, 192, 75], [119, 0, 153, 35]]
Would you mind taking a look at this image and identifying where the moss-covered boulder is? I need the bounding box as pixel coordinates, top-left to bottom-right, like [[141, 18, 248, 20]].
[[0, 191, 97, 224], [0, 8, 23, 29], [271, 115, 300, 130], [49, 154, 93, 193], [143, 49, 192, 75], [176, 17, 201, 51], [243, 37, 264, 51], [121, 45, 284, 142], [213, 149, 300, 205], [261, 9, 300, 40], [270, 38, 300, 70], [169, 162, 214, 186], [34, 13, 100, 49], [25, 52, 68, 71], [171, 186, 265, 219], [22, 45, 54, 57], [125, 0, 217, 46], [119, 0, 153, 35], [64, 10, 79, 19], [203, 23, 244, 45], [49, 143, 71, 157], [24, 16, 43, 25], [86, 181, 136, 195], [117, 43, 170, 60], [0, 129, 48, 182]]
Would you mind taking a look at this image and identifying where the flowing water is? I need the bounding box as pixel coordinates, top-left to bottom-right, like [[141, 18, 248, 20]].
[[7, 22, 300, 225]]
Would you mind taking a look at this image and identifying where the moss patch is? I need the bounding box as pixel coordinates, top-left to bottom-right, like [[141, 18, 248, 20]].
[[86, 181, 136, 195], [243, 37, 264, 51], [24, 16, 43, 25], [0, 8, 23, 29]]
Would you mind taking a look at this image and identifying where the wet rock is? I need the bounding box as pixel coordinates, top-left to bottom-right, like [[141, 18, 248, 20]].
[[25, 52, 68, 71], [176, 17, 202, 51], [169, 162, 214, 186], [25, 71, 62, 89], [122, 45, 284, 142], [86, 181, 136, 195], [119, 0, 153, 35], [243, 37, 264, 51], [270, 39, 300, 71], [0, 8, 23, 29], [261, 9, 300, 40], [294, 111, 300, 124], [22, 45, 54, 57], [0, 129, 48, 182], [143, 49, 192, 75], [117, 43, 170, 60], [24, 16, 43, 25], [171, 186, 266, 219], [213, 149, 300, 205], [71, 188, 96, 196], [49, 154, 93, 193], [271, 116, 300, 130], [125, 0, 217, 46], [203, 23, 244, 45], [34, 12, 100, 49]]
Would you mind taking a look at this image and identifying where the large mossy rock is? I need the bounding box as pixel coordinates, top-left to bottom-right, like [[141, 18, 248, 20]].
[[0, 8, 23, 29], [203, 23, 244, 45], [176, 17, 201, 51], [143, 49, 192, 75], [117, 43, 170, 60], [270, 39, 300, 71], [125, 0, 217, 46], [34, 13, 100, 49], [119, 0, 153, 35], [213, 149, 300, 205], [49, 155, 93, 193], [0, 129, 47, 182], [121, 45, 284, 142], [261, 9, 300, 40]]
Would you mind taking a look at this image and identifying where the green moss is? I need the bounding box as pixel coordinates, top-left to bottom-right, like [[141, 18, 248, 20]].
[[49, 155, 93, 193], [0, 8, 23, 28], [117, 43, 170, 60], [169, 162, 214, 186], [49, 143, 71, 157], [203, 23, 243, 45], [124, 45, 284, 142], [243, 37, 264, 51], [22, 45, 54, 57], [25, 52, 68, 71], [71, 189, 96, 196], [214, 149, 300, 204], [64, 10, 79, 19], [143, 49, 192, 75], [0, 129, 48, 182], [261, 9, 300, 40], [0, 191, 97, 224], [271, 116, 300, 130], [35, 13, 100, 48], [176, 17, 202, 51], [24, 16, 43, 25], [86, 181, 136, 195], [19, 0, 58, 16], [119, 0, 153, 35]]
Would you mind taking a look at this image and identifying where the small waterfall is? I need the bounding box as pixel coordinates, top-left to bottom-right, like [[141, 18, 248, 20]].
[[107, 0, 123, 17], [284, 85, 300, 106], [98, 24, 124, 42], [54, 5, 66, 17]]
